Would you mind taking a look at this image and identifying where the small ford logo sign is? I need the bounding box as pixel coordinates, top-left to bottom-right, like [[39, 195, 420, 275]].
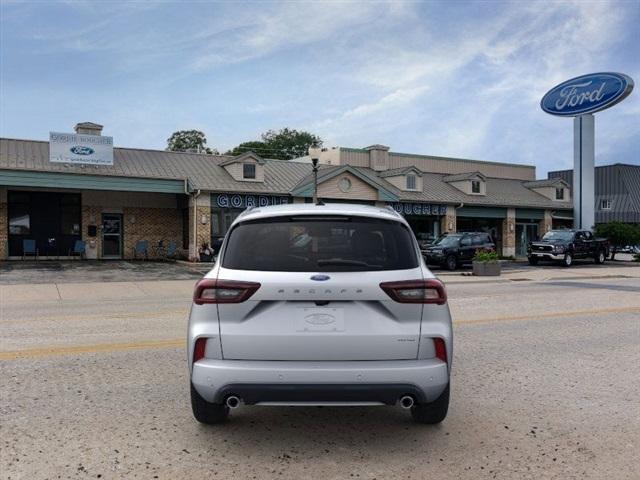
[[70, 146, 95, 155], [304, 313, 335, 325], [310, 274, 330, 281], [541, 72, 634, 117]]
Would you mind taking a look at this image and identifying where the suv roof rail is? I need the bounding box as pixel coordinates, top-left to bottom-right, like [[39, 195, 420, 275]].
[[383, 205, 401, 217], [237, 206, 256, 219]]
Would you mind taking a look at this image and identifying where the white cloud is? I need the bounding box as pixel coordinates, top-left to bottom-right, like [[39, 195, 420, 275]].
[[309, 0, 636, 173]]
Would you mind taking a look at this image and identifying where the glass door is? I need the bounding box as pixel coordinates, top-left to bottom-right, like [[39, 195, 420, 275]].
[[516, 223, 539, 257], [102, 214, 123, 259]]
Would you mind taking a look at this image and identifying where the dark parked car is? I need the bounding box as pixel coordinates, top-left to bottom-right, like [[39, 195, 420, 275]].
[[423, 232, 495, 271], [527, 230, 609, 267], [415, 232, 436, 251]]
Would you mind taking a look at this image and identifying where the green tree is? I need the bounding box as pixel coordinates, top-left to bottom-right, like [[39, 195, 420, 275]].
[[594, 222, 640, 260], [226, 128, 322, 160], [225, 141, 269, 157], [167, 130, 217, 154]]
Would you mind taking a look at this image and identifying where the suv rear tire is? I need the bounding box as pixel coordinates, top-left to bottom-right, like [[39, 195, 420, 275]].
[[411, 384, 449, 424], [191, 383, 229, 424], [445, 255, 457, 271]]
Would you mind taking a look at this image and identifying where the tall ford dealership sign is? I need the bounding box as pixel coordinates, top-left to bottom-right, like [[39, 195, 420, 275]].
[[49, 132, 114, 165], [541, 72, 634, 229]]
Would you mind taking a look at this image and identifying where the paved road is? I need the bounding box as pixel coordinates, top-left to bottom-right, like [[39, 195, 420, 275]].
[[1, 274, 639, 479]]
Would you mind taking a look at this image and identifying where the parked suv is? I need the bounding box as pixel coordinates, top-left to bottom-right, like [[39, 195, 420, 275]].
[[423, 232, 495, 270], [188, 203, 452, 424]]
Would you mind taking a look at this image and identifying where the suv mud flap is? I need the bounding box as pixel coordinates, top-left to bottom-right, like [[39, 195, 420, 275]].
[[213, 383, 428, 405]]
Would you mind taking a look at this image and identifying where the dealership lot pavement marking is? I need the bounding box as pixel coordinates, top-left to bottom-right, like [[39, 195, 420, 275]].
[[3, 275, 639, 479], [3, 305, 638, 361], [0, 338, 186, 361]]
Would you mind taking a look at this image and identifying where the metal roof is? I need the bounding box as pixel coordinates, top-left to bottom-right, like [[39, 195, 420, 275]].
[[378, 166, 423, 178], [549, 164, 640, 222], [0, 137, 573, 210], [443, 171, 486, 182], [523, 178, 567, 188], [0, 137, 311, 194]]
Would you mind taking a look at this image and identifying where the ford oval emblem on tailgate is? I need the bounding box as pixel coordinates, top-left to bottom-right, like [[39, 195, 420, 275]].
[[305, 313, 335, 325], [310, 274, 330, 281]]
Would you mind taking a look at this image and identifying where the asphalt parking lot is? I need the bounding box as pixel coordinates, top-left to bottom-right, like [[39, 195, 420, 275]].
[[1, 261, 639, 479]]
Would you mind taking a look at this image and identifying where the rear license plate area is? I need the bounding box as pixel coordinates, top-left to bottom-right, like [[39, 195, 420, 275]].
[[296, 307, 345, 332]]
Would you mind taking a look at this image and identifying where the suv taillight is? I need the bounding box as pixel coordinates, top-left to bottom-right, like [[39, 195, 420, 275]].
[[379, 279, 447, 305], [193, 337, 207, 362], [193, 279, 261, 305]]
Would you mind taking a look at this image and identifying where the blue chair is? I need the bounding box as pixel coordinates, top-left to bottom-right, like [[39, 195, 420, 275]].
[[166, 241, 178, 259], [69, 240, 86, 260], [133, 240, 149, 260], [22, 239, 38, 261]]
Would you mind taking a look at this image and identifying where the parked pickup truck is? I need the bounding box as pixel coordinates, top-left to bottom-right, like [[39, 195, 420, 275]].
[[527, 230, 609, 267]]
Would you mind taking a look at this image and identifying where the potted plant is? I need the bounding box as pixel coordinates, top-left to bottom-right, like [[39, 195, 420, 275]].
[[472, 250, 501, 276], [198, 242, 214, 263]]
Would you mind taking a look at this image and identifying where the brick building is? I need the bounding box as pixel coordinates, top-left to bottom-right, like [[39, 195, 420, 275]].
[[0, 123, 574, 261]]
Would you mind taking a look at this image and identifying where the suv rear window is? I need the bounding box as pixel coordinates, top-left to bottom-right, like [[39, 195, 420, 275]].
[[222, 215, 418, 272]]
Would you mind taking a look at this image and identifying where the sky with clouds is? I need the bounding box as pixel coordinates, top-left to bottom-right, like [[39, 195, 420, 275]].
[[1, 0, 638, 176]]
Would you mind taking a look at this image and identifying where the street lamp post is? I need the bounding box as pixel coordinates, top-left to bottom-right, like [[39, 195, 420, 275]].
[[308, 144, 322, 205], [312, 158, 319, 204]]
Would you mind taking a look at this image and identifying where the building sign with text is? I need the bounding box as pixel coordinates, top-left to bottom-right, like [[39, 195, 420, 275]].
[[49, 132, 114, 166], [390, 202, 447, 216], [212, 193, 290, 209]]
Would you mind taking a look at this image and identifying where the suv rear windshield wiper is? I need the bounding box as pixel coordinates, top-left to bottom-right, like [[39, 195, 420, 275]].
[[317, 258, 382, 268]]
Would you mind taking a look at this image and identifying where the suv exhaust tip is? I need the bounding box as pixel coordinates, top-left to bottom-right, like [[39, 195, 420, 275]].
[[226, 396, 241, 409], [399, 395, 415, 409]]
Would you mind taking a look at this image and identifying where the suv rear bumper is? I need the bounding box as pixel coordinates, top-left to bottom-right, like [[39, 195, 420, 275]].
[[191, 359, 449, 405]]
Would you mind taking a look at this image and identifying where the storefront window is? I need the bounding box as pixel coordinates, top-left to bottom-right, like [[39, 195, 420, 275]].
[[9, 208, 30, 234], [7, 191, 81, 257], [8, 192, 30, 234]]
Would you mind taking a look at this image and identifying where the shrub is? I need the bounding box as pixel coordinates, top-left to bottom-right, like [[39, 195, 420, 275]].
[[473, 250, 499, 262]]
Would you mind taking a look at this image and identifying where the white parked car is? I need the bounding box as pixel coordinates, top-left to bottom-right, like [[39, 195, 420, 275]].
[[188, 203, 453, 424]]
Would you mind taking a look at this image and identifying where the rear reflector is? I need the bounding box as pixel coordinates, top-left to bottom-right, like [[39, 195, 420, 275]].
[[433, 338, 447, 363], [193, 338, 207, 363], [379, 279, 447, 304], [193, 279, 261, 305]]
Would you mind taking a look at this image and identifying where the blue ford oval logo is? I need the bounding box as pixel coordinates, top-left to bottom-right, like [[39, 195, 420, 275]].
[[70, 146, 95, 155], [310, 274, 330, 281], [541, 72, 634, 117]]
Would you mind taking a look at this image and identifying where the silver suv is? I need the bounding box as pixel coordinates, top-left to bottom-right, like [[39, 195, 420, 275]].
[[188, 203, 452, 424]]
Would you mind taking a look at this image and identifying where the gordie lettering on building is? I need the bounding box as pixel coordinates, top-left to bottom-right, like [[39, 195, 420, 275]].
[[214, 194, 289, 209], [541, 72, 633, 116]]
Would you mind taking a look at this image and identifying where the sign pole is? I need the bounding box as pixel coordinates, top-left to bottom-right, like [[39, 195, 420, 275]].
[[573, 114, 595, 229], [541, 72, 633, 231]]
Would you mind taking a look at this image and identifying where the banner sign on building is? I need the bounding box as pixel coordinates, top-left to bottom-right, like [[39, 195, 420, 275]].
[[390, 202, 447, 216], [49, 132, 114, 166], [213, 193, 290, 209]]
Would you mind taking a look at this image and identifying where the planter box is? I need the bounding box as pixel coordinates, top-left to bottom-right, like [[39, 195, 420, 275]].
[[472, 261, 501, 276]]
